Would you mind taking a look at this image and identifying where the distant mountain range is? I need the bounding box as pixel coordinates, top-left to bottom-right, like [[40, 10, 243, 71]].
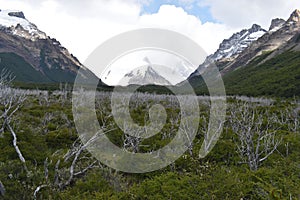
[[0, 8, 299, 97], [0, 9, 100, 84], [186, 9, 300, 97]]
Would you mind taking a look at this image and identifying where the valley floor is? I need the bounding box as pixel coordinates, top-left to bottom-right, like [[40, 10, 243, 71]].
[[0, 88, 299, 199]]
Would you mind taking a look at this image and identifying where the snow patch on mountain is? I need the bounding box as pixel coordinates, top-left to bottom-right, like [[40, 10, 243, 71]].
[[209, 24, 267, 61], [0, 10, 47, 40], [189, 24, 267, 78], [120, 65, 172, 86], [269, 18, 286, 32], [103, 54, 197, 86]]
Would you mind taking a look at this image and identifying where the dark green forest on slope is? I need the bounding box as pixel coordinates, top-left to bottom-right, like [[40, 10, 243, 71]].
[[188, 51, 300, 98], [223, 51, 300, 97]]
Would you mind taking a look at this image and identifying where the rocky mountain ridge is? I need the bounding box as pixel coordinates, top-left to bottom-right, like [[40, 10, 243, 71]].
[[190, 24, 267, 77], [221, 9, 300, 73], [185, 9, 300, 97], [0, 9, 99, 83], [189, 9, 300, 77], [210, 24, 267, 62]]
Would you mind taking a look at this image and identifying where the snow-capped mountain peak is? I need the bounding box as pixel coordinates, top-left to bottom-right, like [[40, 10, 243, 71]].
[[122, 65, 171, 86], [103, 54, 197, 86], [0, 9, 47, 41], [210, 24, 267, 61], [189, 24, 267, 78]]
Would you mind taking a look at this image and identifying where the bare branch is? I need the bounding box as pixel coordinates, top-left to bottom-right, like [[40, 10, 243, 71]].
[[33, 185, 48, 199], [229, 101, 281, 171], [7, 123, 28, 172], [0, 180, 5, 197]]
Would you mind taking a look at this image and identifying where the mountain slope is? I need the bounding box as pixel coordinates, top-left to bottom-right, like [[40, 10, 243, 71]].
[[223, 50, 300, 97], [210, 24, 266, 61], [221, 9, 300, 74], [185, 9, 300, 97], [190, 24, 266, 77], [186, 49, 300, 97], [0, 52, 53, 82], [0, 10, 100, 84]]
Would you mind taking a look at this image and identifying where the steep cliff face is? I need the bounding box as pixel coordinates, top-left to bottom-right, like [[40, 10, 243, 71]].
[[269, 18, 286, 32]]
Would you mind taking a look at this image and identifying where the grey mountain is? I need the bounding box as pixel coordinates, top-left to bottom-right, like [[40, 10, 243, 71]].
[[123, 65, 171, 86], [0, 9, 101, 84]]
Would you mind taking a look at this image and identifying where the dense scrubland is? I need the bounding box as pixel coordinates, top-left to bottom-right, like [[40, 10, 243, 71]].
[[0, 76, 299, 199]]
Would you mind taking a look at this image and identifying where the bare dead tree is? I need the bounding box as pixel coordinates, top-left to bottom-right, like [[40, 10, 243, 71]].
[[122, 121, 142, 153], [41, 113, 54, 134], [229, 102, 281, 171], [58, 82, 70, 106], [33, 158, 51, 199], [179, 115, 197, 157], [283, 104, 299, 133], [33, 124, 114, 199], [34, 90, 116, 196], [41, 111, 72, 135], [162, 114, 180, 140], [62, 136, 101, 188], [198, 98, 226, 159], [0, 70, 27, 173], [38, 90, 50, 107]]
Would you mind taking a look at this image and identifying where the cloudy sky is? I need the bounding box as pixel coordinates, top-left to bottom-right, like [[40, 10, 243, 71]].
[[0, 0, 299, 83]]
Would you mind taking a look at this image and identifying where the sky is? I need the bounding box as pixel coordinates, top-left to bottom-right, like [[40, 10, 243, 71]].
[[0, 0, 299, 83]]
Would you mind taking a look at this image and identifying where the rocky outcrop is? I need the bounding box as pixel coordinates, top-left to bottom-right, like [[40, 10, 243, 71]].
[[210, 24, 266, 61], [8, 11, 25, 19], [269, 18, 285, 31], [287, 9, 300, 23]]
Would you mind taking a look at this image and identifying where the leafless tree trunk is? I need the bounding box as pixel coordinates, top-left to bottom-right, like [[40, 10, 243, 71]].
[[62, 136, 100, 187], [198, 98, 226, 159], [0, 69, 27, 172], [34, 126, 113, 198], [229, 102, 281, 171], [0, 180, 5, 197]]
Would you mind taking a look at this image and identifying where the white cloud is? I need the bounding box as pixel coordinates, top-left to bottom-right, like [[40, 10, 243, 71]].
[[0, 0, 298, 62], [138, 5, 234, 54], [201, 0, 300, 29], [0, 1, 234, 63], [98, 5, 235, 85]]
